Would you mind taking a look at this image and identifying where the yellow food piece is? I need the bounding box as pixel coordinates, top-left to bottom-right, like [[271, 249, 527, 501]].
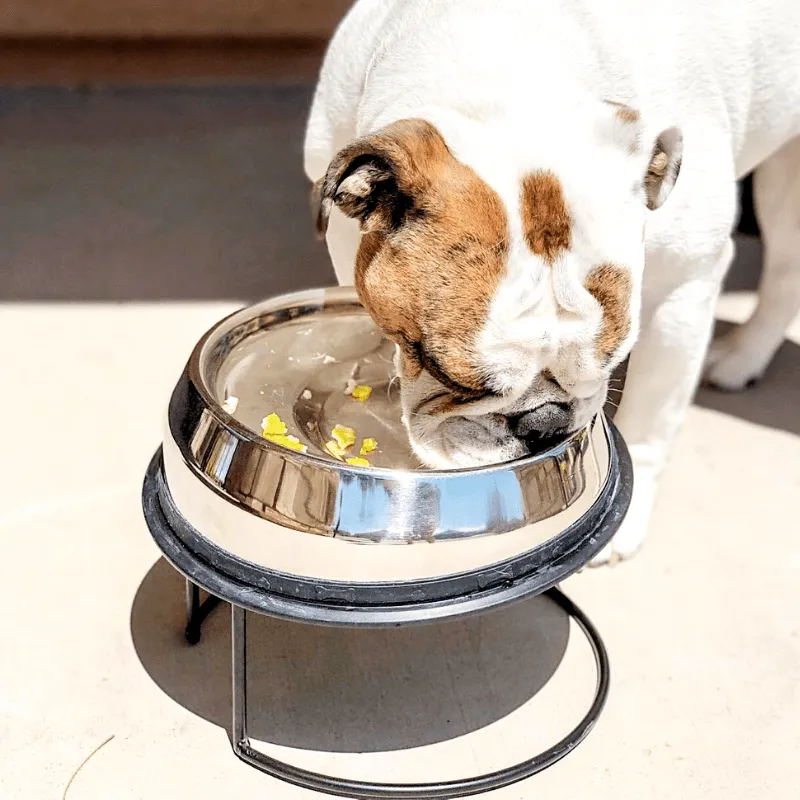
[[360, 437, 378, 456], [260, 412, 306, 452], [331, 424, 356, 450], [261, 412, 287, 436], [325, 440, 348, 459], [346, 457, 370, 467], [264, 433, 307, 453], [351, 385, 372, 402]]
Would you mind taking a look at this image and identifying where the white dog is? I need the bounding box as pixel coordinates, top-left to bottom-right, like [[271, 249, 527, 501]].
[[304, 0, 800, 564]]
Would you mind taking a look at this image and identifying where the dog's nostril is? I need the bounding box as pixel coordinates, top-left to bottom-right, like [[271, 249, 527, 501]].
[[508, 402, 571, 440]]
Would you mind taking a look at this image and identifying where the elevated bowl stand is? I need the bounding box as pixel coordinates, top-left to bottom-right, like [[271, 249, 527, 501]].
[[141, 425, 632, 799]]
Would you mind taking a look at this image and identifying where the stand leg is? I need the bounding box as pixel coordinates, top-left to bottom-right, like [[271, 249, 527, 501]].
[[184, 578, 223, 645], [232, 603, 248, 750], [227, 588, 610, 799]]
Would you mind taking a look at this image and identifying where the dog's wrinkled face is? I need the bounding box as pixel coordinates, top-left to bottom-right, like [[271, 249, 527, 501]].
[[316, 110, 682, 468]]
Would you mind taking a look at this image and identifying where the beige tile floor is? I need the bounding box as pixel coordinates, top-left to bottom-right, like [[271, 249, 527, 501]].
[[1, 291, 798, 800]]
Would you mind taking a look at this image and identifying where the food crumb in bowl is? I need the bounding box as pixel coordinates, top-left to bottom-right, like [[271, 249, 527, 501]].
[[325, 440, 348, 459], [261, 413, 287, 436], [260, 413, 308, 453], [346, 457, 370, 467], [351, 385, 372, 403], [331, 424, 356, 450], [222, 395, 239, 414], [265, 433, 307, 453], [360, 437, 378, 455]]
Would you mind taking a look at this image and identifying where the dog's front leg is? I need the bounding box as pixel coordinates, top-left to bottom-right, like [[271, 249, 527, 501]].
[[592, 240, 734, 565]]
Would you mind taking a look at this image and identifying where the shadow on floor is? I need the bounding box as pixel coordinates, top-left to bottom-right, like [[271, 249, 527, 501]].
[[0, 87, 333, 302], [695, 323, 800, 438], [130, 558, 571, 753]]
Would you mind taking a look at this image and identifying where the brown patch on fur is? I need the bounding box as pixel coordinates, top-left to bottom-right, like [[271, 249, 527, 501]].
[[399, 350, 423, 381], [520, 171, 572, 264], [584, 263, 633, 359], [606, 101, 640, 125], [603, 101, 641, 153], [332, 119, 509, 393]]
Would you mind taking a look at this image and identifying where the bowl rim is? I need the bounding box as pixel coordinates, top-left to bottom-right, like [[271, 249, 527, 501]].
[[185, 285, 592, 479]]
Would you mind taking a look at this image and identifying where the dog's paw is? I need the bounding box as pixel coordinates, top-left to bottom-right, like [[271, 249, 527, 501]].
[[703, 331, 766, 392], [589, 469, 656, 568]]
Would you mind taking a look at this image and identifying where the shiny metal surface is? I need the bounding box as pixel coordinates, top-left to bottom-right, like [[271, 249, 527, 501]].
[[163, 287, 615, 582]]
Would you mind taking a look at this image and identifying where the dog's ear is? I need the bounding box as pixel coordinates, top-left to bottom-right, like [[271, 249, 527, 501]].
[[315, 119, 439, 238], [642, 127, 683, 210], [315, 156, 397, 237]]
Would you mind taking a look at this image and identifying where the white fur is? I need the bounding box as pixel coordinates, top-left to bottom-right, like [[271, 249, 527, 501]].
[[305, 0, 800, 564]]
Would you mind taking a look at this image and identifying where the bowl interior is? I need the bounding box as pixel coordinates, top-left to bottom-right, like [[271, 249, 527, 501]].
[[196, 289, 574, 474], [203, 298, 420, 470]]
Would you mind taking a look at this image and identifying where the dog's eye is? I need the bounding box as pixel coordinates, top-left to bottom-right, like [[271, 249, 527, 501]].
[[385, 330, 494, 400], [414, 343, 491, 400], [417, 389, 494, 417]]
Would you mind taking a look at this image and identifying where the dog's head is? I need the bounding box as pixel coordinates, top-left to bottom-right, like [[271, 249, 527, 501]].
[[316, 108, 682, 468]]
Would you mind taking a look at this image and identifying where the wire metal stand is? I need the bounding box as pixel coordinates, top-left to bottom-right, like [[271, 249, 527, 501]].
[[183, 579, 610, 800]]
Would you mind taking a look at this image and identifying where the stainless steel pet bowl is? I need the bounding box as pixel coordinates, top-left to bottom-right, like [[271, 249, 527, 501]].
[[145, 286, 632, 625]]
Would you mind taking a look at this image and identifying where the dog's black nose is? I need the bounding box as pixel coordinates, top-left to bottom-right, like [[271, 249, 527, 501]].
[[508, 403, 571, 444]]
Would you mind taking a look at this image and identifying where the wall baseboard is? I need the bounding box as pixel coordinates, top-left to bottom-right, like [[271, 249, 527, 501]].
[[0, 38, 327, 86]]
